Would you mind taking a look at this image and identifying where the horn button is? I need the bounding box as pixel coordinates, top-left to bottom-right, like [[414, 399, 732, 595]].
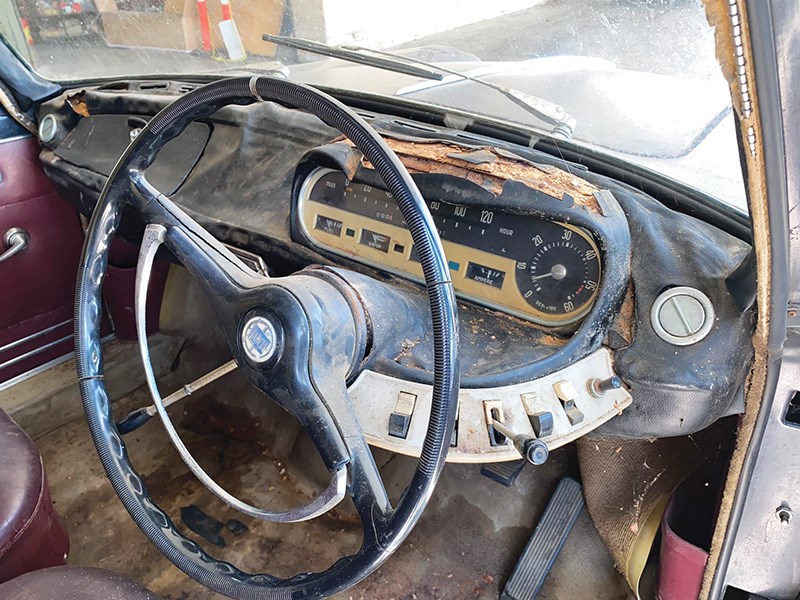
[[240, 312, 283, 368]]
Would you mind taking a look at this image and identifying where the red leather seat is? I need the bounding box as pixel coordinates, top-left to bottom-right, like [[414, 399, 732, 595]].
[[0, 409, 69, 582], [0, 567, 162, 599]]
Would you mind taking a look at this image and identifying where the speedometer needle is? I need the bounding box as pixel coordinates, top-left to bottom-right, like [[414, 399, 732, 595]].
[[531, 264, 567, 281]]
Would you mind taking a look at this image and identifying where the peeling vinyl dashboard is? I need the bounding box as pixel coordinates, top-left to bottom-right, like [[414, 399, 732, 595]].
[[37, 81, 755, 462]]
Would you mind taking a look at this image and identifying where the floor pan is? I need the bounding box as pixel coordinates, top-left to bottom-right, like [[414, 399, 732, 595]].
[[37, 368, 629, 599]]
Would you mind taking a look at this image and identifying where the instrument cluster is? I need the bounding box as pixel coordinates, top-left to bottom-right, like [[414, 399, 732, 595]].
[[297, 167, 603, 326]]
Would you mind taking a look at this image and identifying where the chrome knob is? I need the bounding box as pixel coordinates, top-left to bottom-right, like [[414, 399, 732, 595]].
[[588, 376, 623, 398]]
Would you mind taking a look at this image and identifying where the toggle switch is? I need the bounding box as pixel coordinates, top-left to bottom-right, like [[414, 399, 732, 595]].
[[520, 392, 555, 438], [552, 380, 584, 426], [552, 380, 578, 402], [587, 375, 623, 398], [529, 412, 554, 438], [388, 391, 417, 439]]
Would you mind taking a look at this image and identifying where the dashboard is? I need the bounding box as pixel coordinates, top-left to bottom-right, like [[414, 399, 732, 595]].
[[297, 167, 602, 326], [34, 81, 755, 460]]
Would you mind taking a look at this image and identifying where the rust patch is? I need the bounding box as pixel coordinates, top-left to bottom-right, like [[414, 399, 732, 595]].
[[67, 92, 90, 117], [537, 332, 567, 347], [394, 337, 421, 362], [353, 136, 601, 213]]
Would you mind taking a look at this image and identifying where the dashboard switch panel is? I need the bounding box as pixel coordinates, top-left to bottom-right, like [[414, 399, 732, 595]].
[[348, 348, 631, 463]]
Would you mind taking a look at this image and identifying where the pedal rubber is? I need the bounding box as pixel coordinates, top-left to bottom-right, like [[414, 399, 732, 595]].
[[481, 460, 526, 487], [501, 477, 585, 600]]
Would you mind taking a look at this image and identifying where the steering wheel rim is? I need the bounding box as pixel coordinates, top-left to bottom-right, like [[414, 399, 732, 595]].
[[75, 77, 460, 599]]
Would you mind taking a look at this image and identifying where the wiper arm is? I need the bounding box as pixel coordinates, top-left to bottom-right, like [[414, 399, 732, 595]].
[[262, 34, 575, 139], [357, 47, 576, 139], [262, 35, 443, 81]]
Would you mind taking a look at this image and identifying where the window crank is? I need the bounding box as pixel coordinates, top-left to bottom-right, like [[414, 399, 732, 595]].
[[0, 227, 30, 264]]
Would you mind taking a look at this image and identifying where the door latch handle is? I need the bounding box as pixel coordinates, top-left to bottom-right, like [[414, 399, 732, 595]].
[[0, 227, 30, 263]]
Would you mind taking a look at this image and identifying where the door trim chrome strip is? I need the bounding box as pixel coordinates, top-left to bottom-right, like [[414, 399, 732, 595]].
[[0, 333, 115, 394], [0, 319, 72, 355], [0, 333, 73, 372]]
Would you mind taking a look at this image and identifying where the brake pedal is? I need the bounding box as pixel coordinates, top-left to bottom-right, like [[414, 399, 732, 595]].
[[481, 460, 526, 487], [501, 478, 585, 600]]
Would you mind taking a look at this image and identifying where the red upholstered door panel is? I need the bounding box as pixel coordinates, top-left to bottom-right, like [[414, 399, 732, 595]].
[[0, 136, 86, 383]]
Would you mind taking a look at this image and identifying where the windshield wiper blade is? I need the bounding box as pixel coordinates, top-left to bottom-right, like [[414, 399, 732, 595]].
[[262, 35, 444, 81], [262, 34, 575, 139]]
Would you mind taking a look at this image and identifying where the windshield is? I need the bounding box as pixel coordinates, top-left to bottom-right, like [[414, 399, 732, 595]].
[[1, 0, 746, 211]]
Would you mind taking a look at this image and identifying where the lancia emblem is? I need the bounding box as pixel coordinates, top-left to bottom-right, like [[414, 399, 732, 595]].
[[241, 316, 277, 363]]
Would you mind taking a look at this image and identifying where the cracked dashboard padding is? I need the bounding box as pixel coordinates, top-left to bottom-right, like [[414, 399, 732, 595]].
[[595, 186, 753, 438]]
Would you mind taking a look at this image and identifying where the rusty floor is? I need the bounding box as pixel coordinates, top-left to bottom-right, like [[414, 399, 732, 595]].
[[36, 366, 629, 600]]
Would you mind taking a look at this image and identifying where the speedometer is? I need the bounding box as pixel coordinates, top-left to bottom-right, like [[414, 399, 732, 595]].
[[514, 225, 602, 322]]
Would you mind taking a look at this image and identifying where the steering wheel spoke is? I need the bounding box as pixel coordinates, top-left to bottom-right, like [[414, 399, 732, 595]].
[[131, 169, 266, 298], [347, 435, 394, 536], [137, 226, 350, 522], [315, 377, 393, 519]]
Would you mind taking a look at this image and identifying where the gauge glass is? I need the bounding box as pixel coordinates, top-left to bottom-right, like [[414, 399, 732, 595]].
[[515, 225, 601, 322]]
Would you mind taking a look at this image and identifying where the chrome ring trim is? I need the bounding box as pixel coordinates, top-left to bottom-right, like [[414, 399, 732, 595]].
[[38, 113, 58, 143], [249, 76, 265, 102], [650, 285, 715, 346]]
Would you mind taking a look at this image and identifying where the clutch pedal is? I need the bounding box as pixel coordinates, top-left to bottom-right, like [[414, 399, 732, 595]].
[[500, 477, 585, 600]]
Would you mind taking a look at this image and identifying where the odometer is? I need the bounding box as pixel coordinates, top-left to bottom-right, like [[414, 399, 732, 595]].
[[515, 225, 601, 322]]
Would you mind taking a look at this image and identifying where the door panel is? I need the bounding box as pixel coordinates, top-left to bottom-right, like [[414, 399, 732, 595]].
[[0, 133, 86, 383]]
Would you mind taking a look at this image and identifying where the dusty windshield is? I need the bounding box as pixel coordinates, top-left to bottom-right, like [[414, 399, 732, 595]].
[[1, 0, 746, 211]]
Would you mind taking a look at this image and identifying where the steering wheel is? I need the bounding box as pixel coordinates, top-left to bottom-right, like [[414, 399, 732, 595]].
[[74, 77, 460, 599]]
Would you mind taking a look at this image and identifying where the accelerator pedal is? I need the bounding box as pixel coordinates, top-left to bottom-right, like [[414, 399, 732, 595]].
[[501, 477, 585, 600]]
